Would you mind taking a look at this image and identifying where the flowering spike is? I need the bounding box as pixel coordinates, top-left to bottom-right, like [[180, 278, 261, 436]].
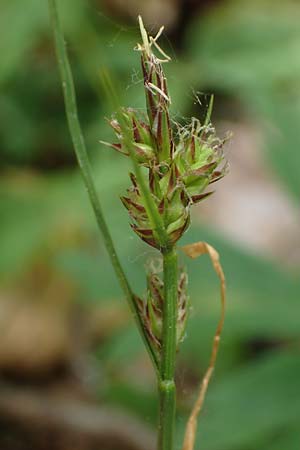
[[101, 18, 228, 250], [134, 266, 188, 352]]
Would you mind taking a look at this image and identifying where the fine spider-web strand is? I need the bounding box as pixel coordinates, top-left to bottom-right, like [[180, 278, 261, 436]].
[[90, 8, 179, 95], [90, 8, 214, 135], [92, 5, 178, 58], [126, 68, 143, 91], [127, 249, 157, 264], [71, 2, 204, 123]]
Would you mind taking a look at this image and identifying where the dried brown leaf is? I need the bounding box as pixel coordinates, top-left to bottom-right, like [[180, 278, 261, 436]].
[[181, 241, 226, 450]]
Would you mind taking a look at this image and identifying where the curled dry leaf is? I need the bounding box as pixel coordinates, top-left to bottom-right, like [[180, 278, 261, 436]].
[[181, 242, 226, 450]]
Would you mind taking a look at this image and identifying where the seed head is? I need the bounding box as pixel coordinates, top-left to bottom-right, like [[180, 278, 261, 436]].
[[134, 266, 189, 352], [102, 17, 228, 249]]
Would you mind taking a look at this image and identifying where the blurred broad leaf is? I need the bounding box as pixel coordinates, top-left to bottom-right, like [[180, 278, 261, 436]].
[[186, 0, 300, 197], [186, 0, 300, 90], [176, 349, 300, 450]]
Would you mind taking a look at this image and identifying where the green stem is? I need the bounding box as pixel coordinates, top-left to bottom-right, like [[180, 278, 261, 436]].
[[158, 246, 178, 450], [47, 0, 159, 373]]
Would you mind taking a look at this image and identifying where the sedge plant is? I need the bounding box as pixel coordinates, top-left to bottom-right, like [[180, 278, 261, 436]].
[[48, 2, 228, 450]]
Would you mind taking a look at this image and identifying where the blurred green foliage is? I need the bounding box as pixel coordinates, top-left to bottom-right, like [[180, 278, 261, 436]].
[[1, 1, 300, 449]]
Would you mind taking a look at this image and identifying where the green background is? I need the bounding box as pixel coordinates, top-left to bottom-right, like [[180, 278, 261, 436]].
[[1, 1, 299, 449]]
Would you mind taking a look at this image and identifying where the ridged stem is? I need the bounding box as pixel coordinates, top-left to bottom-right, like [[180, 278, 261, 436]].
[[158, 246, 178, 450], [47, 0, 159, 373]]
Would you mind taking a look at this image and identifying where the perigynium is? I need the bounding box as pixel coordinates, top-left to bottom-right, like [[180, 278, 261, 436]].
[[48, 3, 228, 450]]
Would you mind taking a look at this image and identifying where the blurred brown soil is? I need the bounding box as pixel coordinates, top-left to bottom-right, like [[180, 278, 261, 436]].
[[0, 386, 155, 450], [0, 273, 152, 450]]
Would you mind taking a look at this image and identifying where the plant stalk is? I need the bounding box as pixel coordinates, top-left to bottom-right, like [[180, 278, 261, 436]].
[[158, 246, 178, 450], [47, 0, 159, 373]]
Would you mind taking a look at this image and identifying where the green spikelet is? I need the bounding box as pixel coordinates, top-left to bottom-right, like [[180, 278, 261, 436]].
[[134, 266, 189, 353], [102, 19, 228, 250]]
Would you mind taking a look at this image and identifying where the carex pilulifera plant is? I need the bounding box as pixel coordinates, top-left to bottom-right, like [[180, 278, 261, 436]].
[[48, 2, 228, 449], [101, 18, 228, 449]]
